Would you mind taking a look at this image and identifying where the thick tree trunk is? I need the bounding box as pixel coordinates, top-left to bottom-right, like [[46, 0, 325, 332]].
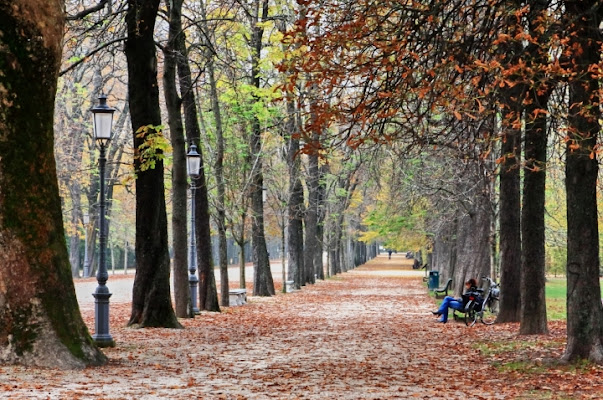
[[163, 0, 190, 318], [497, 116, 522, 323], [519, 100, 549, 335], [562, 0, 603, 363], [518, 2, 553, 334], [452, 168, 491, 297], [0, 1, 106, 368], [495, 0, 524, 325], [432, 224, 457, 286], [125, 0, 181, 328]]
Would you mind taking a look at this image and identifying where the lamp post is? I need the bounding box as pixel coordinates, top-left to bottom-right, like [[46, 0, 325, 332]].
[[90, 94, 115, 347], [83, 212, 90, 278], [187, 144, 201, 314]]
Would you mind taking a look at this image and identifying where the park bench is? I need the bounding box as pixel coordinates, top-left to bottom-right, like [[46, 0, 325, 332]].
[[228, 288, 247, 306], [434, 278, 453, 299]]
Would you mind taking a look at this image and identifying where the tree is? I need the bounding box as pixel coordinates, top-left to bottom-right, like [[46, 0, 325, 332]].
[[519, 0, 554, 336], [561, 0, 603, 363], [197, 0, 230, 307], [0, 0, 105, 367], [495, 0, 524, 324], [125, 0, 181, 328], [247, 0, 275, 296], [163, 0, 191, 318]]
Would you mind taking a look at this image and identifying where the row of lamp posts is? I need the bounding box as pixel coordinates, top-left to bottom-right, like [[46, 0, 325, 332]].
[[87, 95, 204, 346]]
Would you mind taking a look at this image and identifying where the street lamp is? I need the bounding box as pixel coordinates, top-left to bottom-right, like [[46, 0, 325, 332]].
[[83, 212, 90, 278], [90, 94, 115, 347], [187, 144, 201, 314]]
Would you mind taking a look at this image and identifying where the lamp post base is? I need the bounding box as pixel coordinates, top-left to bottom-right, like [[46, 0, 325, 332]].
[[92, 289, 114, 347], [189, 274, 199, 314]]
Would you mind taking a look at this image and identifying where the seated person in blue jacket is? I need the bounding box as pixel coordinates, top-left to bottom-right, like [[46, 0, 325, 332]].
[[431, 278, 477, 323]]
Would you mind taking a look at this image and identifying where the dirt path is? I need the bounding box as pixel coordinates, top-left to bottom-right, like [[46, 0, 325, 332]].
[[1, 255, 601, 399]]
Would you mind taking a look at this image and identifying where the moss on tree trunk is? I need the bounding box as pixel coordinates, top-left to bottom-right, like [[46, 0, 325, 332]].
[[0, 1, 106, 368]]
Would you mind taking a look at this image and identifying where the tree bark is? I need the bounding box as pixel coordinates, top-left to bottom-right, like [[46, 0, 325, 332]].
[[0, 0, 106, 367], [519, 98, 549, 335], [432, 223, 457, 286], [497, 109, 522, 323], [163, 0, 190, 318], [315, 165, 327, 280], [452, 165, 491, 297], [249, 0, 275, 297], [304, 149, 319, 285], [285, 98, 305, 289], [198, 0, 229, 306], [173, 9, 219, 312], [125, 0, 181, 328], [519, 2, 552, 335], [496, 1, 524, 322], [562, 0, 603, 363]]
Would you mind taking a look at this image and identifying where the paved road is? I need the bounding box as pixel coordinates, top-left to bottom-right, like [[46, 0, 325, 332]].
[[75, 262, 288, 308]]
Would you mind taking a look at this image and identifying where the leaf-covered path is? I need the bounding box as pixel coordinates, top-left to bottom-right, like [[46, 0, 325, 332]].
[[1, 255, 601, 399]]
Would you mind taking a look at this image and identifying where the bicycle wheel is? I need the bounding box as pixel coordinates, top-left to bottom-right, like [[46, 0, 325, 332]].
[[481, 298, 499, 325], [464, 304, 478, 327]]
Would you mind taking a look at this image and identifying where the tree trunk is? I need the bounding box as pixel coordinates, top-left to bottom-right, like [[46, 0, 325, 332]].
[[163, 0, 190, 318], [285, 99, 305, 289], [432, 223, 457, 286], [496, 2, 525, 321], [452, 167, 491, 297], [125, 0, 181, 328], [249, 0, 275, 297], [518, 2, 553, 334], [69, 190, 82, 278], [497, 111, 522, 323], [562, 0, 603, 363], [199, 1, 229, 306], [519, 99, 549, 335], [239, 240, 246, 289], [304, 150, 319, 285], [314, 165, 327, 280], [0, 0, 106, 367]]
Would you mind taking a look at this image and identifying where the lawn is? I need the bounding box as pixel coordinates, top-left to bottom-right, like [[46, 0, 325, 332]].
[[546, 277, 603, 320]]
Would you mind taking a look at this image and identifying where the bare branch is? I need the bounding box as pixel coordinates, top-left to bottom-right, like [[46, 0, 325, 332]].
[[66, 0, 109, 21], [59, 37, 126, 77]]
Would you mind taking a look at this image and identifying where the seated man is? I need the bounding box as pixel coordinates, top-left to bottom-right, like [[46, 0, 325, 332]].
[[431, 278, 477, 323]]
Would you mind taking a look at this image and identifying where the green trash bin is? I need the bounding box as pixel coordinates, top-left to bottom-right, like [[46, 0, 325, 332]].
[[428, 271, 439, 290]]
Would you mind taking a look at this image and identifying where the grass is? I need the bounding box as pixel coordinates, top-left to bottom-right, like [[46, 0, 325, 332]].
[[474, 339, 563, 358], [545, 277, 603, 320]]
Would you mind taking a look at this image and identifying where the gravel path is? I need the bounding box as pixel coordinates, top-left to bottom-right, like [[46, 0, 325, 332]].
[[1, 255, 600, 399]]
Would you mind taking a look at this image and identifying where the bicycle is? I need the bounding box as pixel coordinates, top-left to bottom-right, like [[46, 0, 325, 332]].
[[464, 277, 500, 327]]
